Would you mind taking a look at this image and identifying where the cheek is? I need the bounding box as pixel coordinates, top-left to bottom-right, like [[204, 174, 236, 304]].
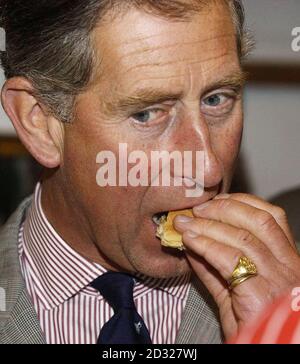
[[211, 117, 243, 169], [62, 119, 121, 234], [63, 110, 122, 190], [62, 120, 149, 233], [63, 131, 98, 195]]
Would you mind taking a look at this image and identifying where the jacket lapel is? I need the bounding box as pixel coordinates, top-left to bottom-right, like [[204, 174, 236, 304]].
[[0, 197, 46, 344], [176, 273, 224, 344], [1, 288, 46, 344]]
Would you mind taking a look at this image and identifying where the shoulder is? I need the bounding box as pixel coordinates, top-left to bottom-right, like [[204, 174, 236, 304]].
[[0, 197, 32, 326], [0, 196, 32, 266]]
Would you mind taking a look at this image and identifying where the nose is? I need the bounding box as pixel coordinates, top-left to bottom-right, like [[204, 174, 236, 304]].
[[174, 108, 223, 189]]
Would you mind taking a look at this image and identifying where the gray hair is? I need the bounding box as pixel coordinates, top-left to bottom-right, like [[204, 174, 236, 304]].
[[0, 0, 251, 123]]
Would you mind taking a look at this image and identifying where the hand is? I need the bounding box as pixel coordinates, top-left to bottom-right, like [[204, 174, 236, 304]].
[[174, 194, 300, 340]]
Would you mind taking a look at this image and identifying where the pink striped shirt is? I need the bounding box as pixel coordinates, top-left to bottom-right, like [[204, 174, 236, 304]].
[[18, 183, 191, 344]]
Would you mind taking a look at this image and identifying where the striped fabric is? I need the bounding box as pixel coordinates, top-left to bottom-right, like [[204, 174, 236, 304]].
[[17, 183, 191, 344], [230, 294, 300, 344]]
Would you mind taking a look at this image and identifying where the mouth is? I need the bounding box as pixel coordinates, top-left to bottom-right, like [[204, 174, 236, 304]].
[[152, 211, 168, 226], [152, 207, 193, 226], [151, 196, 216, 226]]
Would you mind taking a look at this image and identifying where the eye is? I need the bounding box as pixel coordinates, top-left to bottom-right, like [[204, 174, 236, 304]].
[[201, 92, 236, 117], [131, 108, 168, 124], [204, 94, 224, 107]]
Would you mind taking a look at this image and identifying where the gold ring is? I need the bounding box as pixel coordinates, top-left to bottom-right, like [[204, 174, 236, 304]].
[[228, 256, 258, 290]]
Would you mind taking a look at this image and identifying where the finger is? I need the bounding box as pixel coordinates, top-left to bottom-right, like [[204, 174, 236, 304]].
[[215, 193, 295, 248], [184, 231, 272, 307], [183, 231, 263, 297], [175, 216, 277, 274], [183, 230, 244, 282], [183, 229, 278, 336], [192, 198, 295, 261], [185, 251, 229, 306], [185, 250, 239, 338]]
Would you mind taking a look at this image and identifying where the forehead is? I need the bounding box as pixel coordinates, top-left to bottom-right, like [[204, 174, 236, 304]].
[[91, 2, 239, 95]]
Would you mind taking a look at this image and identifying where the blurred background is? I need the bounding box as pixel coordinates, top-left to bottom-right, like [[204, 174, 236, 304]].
[[0, 0, 300, 240]]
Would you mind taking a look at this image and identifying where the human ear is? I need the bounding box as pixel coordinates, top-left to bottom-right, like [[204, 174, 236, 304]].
[[1, 77, 64, 168]]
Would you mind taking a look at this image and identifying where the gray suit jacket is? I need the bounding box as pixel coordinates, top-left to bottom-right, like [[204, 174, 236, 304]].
[[0, 197, 223, 344]]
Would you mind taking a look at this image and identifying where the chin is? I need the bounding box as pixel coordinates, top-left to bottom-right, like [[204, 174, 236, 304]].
[[117, 215, 192, 278], [125, 239, 192, 279], [132, 256, 191, 279]]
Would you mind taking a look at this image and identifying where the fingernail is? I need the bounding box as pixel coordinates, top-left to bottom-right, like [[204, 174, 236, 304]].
[[214, 194, 230, 200], [185, 230, 198, 238], [193, 201, 210, 212], [176, 215, 193, 224]]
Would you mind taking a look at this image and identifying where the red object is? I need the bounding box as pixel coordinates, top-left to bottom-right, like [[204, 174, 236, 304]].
[[229, 292, 300, 344]]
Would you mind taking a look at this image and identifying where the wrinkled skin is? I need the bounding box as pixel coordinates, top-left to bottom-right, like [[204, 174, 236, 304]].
[[42, 2, 244, 279]]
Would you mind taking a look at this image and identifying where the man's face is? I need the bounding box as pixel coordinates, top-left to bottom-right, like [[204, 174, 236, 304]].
[[61, 2, 244, 278]]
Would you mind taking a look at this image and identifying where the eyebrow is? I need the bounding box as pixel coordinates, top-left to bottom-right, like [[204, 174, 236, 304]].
[[204, 70, 247, 94], [104, 70, 247, 116]]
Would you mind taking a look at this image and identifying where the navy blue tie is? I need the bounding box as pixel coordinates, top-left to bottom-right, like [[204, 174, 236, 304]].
[[91, 272, 152, 344]]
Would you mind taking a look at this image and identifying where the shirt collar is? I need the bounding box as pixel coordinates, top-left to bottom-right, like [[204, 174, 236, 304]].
[[20, 182, 190, 310]]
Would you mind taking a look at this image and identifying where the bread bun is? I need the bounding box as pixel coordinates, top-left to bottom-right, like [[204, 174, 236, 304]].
[[156, 209, 193, 250]]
